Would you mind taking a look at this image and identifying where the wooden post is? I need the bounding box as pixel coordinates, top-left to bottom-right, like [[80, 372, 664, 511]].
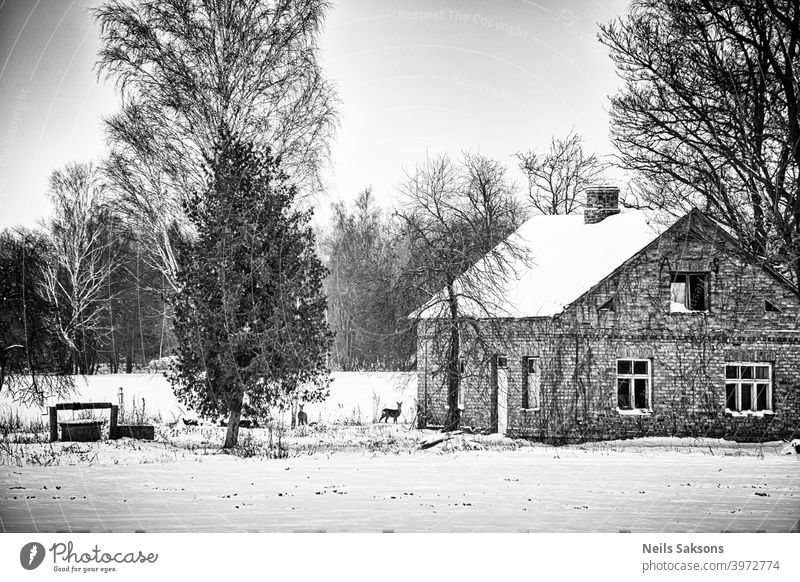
[[49, 407, 58, 442], [110, 405, 119, 440], [117, 387, 124, 423]]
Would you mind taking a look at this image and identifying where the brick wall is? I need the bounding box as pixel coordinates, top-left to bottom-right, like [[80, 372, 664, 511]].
[[416, 211, 800, 443]]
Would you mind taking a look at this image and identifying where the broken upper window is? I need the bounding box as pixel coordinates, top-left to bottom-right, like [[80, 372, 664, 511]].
[[522, 356, 540, 410], [670, 272, 709, 312], [725, 363, 772, 413], [617, 359, 651, 412]]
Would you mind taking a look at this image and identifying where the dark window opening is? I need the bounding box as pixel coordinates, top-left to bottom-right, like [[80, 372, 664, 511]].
[[617, 379, 631, 410], [756, 384, 768, 410], [522, 356, 540, 409], [599, 298, 615, 312], [764, 299, 782, 313], [670, 272, 709, 312], [725, 383, 736, 409], [634, 379, 648, 409], [496, 355, 507, 368], [740, 383, 752, 410]]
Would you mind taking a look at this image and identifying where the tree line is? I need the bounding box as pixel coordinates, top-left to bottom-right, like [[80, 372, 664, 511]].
[[0, 164, 172, 392]]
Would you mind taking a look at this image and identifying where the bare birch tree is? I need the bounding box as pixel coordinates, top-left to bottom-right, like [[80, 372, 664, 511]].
[[42, 163, 114, 375], [94, 0, 338, 289]]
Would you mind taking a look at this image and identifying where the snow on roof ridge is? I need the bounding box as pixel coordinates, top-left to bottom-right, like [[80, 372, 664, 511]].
[[417, 209, 664, 319]]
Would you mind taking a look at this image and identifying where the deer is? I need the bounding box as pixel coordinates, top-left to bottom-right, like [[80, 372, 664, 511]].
[[297, 403, 308, 426], [379, 402, 403, 424]]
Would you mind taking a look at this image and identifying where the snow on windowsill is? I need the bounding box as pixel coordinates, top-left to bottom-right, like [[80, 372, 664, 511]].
[[519, 407, 540, 413], [725, 409, 774, 418], [616, 408, 652, 416], [669, 305, 709, 315]]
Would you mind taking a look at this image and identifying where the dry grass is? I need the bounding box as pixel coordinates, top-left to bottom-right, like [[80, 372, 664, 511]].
[[0, 413, 788, 467]]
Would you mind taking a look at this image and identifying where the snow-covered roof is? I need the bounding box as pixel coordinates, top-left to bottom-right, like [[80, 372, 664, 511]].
[[418, 210, 663, 319]]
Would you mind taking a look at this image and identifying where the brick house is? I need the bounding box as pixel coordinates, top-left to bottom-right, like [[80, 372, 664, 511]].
[[416, 187, 800, 442]]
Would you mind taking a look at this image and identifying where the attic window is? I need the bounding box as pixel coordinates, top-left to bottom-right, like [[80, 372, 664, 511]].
[[764, 299, 782, 313], [670, 272, 709, 312], [496, 356, 507, 368], [599, 298, 615, 312]]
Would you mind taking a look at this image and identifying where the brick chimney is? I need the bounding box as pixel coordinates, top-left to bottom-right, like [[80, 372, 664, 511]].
[[584, 186, 620, 224]]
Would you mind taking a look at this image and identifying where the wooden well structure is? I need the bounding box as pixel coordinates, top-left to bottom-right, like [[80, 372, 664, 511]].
[[48, 402, 118, 442]]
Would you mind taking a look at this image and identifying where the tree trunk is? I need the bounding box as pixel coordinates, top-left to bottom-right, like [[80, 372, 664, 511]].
[[443, 283, 461, 432], [125, 326, 133, 374], [223, 390, 244, 449]]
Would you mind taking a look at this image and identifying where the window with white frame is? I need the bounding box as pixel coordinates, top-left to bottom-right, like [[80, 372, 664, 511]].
[[670, 272, 709, 312], [616, 359, 651, 411], [522, 356, 540, 410], [725, 363, 772, 412]]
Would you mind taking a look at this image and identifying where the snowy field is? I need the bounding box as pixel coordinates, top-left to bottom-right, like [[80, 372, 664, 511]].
[[1, 373, 798, 533], [1, 437, 798, 533]]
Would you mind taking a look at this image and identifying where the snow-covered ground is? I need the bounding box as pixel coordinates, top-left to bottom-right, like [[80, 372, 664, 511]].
[[1, 436, 798, 533], [1, 373, 798, 533]]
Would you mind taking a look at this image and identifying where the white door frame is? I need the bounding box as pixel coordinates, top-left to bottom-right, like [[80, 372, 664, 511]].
[[496, 359, 508, 435]]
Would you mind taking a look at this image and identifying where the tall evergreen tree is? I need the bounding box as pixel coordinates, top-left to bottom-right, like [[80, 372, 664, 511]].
[[169, 128, 331, 448]]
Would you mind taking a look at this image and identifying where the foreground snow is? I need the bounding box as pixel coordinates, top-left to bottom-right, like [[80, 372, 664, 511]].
[[2, 373, 797, 533], [1, 433, 797, 533]]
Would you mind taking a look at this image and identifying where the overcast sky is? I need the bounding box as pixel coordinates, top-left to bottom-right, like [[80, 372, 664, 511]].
[[0, 0, 627, 231]]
